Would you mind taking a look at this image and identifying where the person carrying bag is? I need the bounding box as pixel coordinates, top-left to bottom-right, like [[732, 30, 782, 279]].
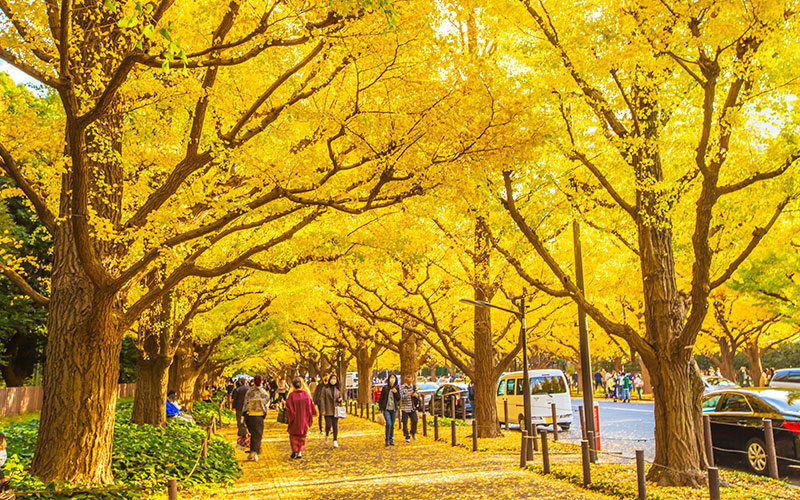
[[242, 375, 270, 461], [319, 374, 343, 448]]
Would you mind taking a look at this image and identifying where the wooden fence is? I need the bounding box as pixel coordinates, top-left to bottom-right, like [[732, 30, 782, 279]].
[[0, 383, 136, 417]]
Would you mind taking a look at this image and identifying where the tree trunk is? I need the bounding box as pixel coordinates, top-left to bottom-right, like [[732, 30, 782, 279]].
[[30, 228, 122, 483], [473, 215, 500, 438], [356, 350, 375, 407], [398, 328, 419, 382], [716, 338, 736, 380], [169, 345, 201, 410], [745, 343, 764, 387], [646, 353, 707, 486], [130, 351, 172, 426]]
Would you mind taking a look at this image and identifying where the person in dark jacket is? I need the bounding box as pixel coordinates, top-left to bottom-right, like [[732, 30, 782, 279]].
[[313, 374, 328, 434], [231, 378, 250, 447], [286, 378, 317, 459], [318, 374, 343, 448], [379, 374, 401, 446]]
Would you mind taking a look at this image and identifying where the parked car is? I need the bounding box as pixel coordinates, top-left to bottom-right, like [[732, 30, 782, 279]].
[[416, 382, 440, 408], [496, 370, 573, 430], [702, 376, 738, 393], [701, 388, 800, 474], [769, 368, 800, 390], [428, 383, 473, 417]]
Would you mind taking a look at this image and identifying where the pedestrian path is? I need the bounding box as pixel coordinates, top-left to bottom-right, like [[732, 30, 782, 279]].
[[189, 415, 611, 499]]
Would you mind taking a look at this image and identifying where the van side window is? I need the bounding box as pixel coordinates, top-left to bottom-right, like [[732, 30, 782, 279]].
[[516, 379, 524, 395], [497, 380, 505, 396], [506, 379, 515, 395]]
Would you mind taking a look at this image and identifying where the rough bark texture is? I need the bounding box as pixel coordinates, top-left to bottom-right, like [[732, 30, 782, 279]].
[[398, 328, 419, 382], [745, 343, 764, 387], [714, 338, 736, 380], [355, 348, 377, 406], [30, 225, 122, 483], [130, 351, 172, 426]]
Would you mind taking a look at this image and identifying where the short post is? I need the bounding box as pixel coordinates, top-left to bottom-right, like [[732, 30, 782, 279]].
[[551, 403, 559, 441], [472, 419, 478, 451], [422, 409, 427, 436], [371, 403, 375, 421], [201, 437, 208, 460], [462, 397, 467, 420], [708, 467, 720, 500], [587, 430, 597, 463], [211, 415, 217, 434], [360, 404, 364, 418], [167, 479, 178, 500], [450, 395, 456, 419], [451, 419, 457, 446], [636, 449, 646, 500], [217, 402, 222, 428], [434, 414, 439, 441], [703, 414, 714, 467], [531, 422, 538, 454], [504, 399, 509, 430], [520, 430, 528, 467], [764, 418, 779, 479], [579, 405, 586, 440], [541, 430, 550, 474], [581, 440, 591, 486]]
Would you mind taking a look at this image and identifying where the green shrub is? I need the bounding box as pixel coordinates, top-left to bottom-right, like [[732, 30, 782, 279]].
[[191, 400, 235, 427], [0, 402, 241, 499]]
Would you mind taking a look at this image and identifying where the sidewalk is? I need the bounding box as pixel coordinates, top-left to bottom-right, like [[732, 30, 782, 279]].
[[191, 415, 612, 500]]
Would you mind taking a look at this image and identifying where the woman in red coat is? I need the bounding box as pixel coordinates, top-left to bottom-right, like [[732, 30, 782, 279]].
[[286, 378, 317, 459]]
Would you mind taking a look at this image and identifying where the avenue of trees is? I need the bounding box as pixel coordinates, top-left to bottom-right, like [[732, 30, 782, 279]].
[[1, 0, 798, 489]]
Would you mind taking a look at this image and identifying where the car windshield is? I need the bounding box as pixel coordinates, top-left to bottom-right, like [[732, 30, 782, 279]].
[[531, 375, 567, 395], [756, 390, 800, 413]]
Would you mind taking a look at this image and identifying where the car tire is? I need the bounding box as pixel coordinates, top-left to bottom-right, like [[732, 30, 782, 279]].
[[746, 437, 768, 474], [559, 424, 571, 431]]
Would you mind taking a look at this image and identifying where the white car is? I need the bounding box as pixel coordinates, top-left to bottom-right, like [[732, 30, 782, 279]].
[[768, 368, 800, 390], [496, 370, 573, 430]]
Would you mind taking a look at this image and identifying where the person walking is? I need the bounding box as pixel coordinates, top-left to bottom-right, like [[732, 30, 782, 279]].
[[379, 374, 401, 446], [277, 377, 290, 402], [268, 376, 279, 402], [399, 375, 419, 442], [634, 373, 644, 400], [313, 374, 328, 434], [231, 378, 250, 450], [243, 375, 270, 461], [286, 378, 317, 459], [319, 374, 343, 448], [594, 370, 603, 392], [622, 372, 632, 403]]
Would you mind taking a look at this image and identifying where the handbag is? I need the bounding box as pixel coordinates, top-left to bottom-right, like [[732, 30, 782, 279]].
[[237, 433, 251, 448], [277, 406, 288, 424], [334, 405, 347, 419]]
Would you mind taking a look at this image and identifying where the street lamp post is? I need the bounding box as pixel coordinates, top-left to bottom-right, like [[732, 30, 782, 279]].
[[460, 297, 531, 444]]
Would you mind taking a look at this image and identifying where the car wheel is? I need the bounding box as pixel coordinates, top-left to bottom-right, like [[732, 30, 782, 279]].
[[746, 437, 768, 474], [559, 424, 571, 431]]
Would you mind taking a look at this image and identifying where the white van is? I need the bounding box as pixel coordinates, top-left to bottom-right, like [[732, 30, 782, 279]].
[[496, 370, 573, 430]]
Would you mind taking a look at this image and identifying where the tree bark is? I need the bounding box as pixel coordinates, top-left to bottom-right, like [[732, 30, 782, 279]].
[[30, 226, 122, 483], [715, 338, 736, 380], [355, 349, 376, 406], [130, 351, 172, 426], [745, 343, 764, 387], [398, 328, 419, 382]]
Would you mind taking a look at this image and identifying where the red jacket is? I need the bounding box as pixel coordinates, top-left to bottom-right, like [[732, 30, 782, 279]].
[[286, 389, 317, 436]]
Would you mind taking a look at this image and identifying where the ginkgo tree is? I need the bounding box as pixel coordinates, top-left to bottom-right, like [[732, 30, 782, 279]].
[[492, 0, 800, 487], [0, 0, 467, 484]]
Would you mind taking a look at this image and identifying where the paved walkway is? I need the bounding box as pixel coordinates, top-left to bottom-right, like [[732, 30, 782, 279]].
[[189, 414, 610, 500]]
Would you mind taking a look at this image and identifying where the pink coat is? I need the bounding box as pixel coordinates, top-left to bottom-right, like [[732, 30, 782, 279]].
[[286, 389, 316, 436]]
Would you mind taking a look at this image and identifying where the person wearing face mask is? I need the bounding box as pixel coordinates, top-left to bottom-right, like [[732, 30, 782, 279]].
[[313, 374, 328, 434], [379, 374, 401, 446], [319, 374, 343, 448]]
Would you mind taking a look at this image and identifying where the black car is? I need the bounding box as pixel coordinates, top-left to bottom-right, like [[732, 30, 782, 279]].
[[428, 383, 473, 417], [702, 388, 800, 474]]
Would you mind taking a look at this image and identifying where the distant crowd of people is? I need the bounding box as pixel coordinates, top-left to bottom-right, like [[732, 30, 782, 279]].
[[593, 369, 644, 402]]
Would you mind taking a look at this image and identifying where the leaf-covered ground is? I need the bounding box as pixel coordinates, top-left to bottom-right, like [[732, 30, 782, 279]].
[[185, 415, 611, 500]]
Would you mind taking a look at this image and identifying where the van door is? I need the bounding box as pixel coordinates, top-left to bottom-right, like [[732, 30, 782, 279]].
[[496, 377, 507, 421]]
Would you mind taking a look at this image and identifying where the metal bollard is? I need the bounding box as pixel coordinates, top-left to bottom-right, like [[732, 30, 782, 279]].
[[422, 410, 427, 436], [451, 420, 457, 446], [472, 419, 478, 451], [708, 467, 720, 500], [167, 479, 178, 500], [434, 414, 439, 441], [579, 405, 586, 440], [581, 440, 591, 486], [504, 399, 509, 430], [703, 414, 714, 467], [764, 419, 779, 479], [551, 403, 559, 441], [587, 430, 597, 463], [636, 450, 646, 500], [541, 430, 550, 474], [520, 430, 528, 467]]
